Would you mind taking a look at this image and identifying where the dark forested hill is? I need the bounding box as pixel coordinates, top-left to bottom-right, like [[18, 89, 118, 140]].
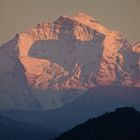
[[52, 107, 140, 140]]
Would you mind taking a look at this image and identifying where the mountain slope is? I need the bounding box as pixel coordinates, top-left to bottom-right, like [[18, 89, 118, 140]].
[[0, 115, 57, 140], [0, 12, 140, 110], [2, 86, 140, 132], [0, 36, 41, 110], [52, 107, 140, 140]]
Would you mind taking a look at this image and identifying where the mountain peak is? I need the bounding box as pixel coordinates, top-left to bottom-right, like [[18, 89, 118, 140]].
[[56, 15, 74, 24], [52, 13, 110, 36], [72, 12, 110, 34], [56, 12, 97, 23], [74, 12, 97, 22], [20, 13, 110, 39]]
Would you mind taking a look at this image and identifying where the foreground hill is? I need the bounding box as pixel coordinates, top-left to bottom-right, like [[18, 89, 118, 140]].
[[52, 107, 140, 140]]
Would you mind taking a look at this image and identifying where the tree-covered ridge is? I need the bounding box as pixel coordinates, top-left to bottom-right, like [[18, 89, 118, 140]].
[[52, 107, 140, 140]]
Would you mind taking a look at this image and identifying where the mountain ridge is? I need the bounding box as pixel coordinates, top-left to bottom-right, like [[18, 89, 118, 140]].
[[0, 114, 57, 140]]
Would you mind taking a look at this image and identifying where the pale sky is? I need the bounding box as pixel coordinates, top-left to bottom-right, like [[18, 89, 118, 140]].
[[0, 0, 140, 45]]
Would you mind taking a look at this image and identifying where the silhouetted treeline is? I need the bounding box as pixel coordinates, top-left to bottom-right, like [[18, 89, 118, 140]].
[[52, 107, 140, 140]]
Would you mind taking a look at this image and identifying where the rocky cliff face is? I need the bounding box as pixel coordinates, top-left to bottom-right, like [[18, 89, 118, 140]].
[[0, 13, 140, 110]]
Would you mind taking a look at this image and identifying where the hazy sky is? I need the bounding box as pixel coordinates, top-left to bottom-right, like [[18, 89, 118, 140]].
[[0, 0, 140, 45]]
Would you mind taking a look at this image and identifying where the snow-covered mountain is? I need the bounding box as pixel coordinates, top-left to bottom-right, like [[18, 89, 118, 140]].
[[0, 12, 140, 110]]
